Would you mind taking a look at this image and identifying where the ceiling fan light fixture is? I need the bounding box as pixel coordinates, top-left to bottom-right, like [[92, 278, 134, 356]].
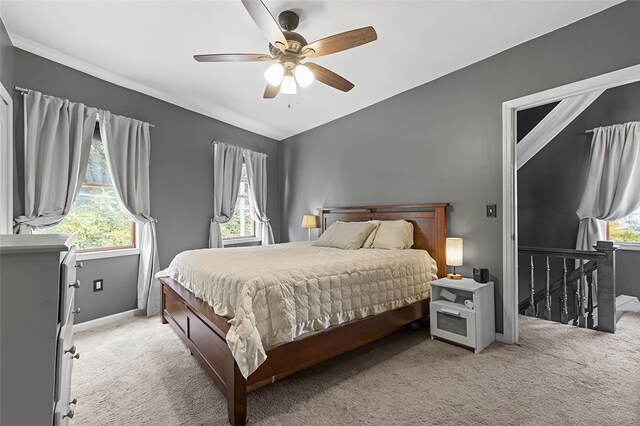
[[264, 63, 285, 86], [294, 64, 315, 88], [281, 75, 297, 95]]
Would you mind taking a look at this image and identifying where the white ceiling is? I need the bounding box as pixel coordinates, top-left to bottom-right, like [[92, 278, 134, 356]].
[[1, 1, 620, 140]]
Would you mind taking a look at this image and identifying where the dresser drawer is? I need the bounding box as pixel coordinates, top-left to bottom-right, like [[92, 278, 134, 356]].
[[55, 323, 76, 402], [60, 249, 79, 324], [60, 286, 77, 327], [53, 354, 75, 426], [430, 300, 476, 348], [61, 282, 78, 328]]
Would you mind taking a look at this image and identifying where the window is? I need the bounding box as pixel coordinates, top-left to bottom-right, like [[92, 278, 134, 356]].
[[607, 209, 640, 243], [220, 163, 258, 241], [35, 132, 135, 252]]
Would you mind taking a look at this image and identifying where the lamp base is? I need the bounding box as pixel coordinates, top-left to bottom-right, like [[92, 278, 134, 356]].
[[447, 273, 462, 280]]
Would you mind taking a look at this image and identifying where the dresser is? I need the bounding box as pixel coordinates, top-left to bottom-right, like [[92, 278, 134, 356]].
[[0, 234, 80, 426]]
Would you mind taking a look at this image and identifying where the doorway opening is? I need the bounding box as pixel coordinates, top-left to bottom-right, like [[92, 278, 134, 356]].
[[501, 64, 640, 343]]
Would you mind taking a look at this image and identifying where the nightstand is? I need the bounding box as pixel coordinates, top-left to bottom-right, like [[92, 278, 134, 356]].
[[430, 277, 495, 353]]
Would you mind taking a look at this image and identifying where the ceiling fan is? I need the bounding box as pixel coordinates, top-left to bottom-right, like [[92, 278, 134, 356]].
[[194, 0, 377, 99]]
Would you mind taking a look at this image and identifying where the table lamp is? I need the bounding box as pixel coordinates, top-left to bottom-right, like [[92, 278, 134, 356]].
[[446, 237, 463, 280], [301, 215, 318, 241]]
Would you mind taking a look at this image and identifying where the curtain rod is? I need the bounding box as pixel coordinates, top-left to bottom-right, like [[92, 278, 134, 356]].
[[585, 121, 640, 134], [211, 141, 269, 158], [14, 86, 156, 128]]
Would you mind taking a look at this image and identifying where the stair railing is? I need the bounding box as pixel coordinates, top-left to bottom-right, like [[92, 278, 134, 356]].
[[518, 241, 617, 333]]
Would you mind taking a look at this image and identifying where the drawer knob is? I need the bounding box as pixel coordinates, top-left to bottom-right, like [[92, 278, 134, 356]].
[[76, 261, 83, 269], [70, 398, 78, 405], [63, 409, 74, 419], [69, 280, 80, 289], [73, 308, 81, 315], [71, 352, 80, 360], [64, 345, 76, 355]]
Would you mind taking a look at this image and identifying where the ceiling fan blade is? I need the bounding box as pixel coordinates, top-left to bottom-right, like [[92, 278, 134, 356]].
[[263, 83, 280, 99], [302, 27, 377, 58], [241, 0, 289, 53], [305, 63, 354, 92], [194, 53, 274, 62]]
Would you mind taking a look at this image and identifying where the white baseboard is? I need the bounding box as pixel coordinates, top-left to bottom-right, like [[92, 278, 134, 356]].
[[73, 309, 139, 333]]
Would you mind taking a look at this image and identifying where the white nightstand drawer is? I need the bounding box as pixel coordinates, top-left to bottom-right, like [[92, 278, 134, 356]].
[[430, 300, 476, 348]]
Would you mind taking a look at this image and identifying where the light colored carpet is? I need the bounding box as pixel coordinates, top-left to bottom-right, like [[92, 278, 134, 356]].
[[70, 313, 640, 426]]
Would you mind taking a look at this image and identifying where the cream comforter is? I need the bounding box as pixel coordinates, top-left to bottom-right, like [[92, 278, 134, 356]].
[[156, 242, 437, 378]]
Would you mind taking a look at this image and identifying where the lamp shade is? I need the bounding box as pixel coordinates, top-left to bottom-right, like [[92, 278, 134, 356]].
[[264, 63, 284, 86], [281, 75, 297, 94], [294, 64, 315, 88], [301, 215, 318, 229], [446, 238, 463, 266]]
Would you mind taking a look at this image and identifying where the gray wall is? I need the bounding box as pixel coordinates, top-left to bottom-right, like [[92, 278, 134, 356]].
[[12, 49, 281, 323], [75, 255, 138, 323], [518, 81, 640, 302], [280, 1, 640, 334], [617, 250, 640, 298], [0, 18, 13, 91]]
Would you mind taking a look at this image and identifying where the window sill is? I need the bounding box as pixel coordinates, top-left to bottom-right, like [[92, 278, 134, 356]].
[[615, 243, 640, 252], [224, 237, 262, 246], [76, 247, 140, 261]]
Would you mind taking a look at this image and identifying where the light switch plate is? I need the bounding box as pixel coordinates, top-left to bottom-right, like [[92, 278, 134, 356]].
[[486, 204, 497, 218]]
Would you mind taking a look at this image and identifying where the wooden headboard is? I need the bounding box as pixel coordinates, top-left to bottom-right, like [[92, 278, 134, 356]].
[[318, 203, 449, 278]]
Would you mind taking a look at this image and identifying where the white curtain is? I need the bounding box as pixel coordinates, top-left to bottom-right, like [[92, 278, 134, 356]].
[[210, 142, 244, 248], [99, 111, 160, 316], [517, 90, 604, 170], [14, 90, 97, 233], [576, 121, 640, 251], [244, 149, 274, 245]]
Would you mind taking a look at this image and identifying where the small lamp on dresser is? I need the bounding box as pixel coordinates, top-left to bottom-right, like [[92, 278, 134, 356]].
[[301, 215, 319, 241], [446, 237, 463, 279]]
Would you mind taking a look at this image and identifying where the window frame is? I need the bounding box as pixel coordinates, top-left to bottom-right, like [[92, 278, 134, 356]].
[[34, 131, 138, 257], [606, 215, 640, 250], [221, 161, 261, 244]]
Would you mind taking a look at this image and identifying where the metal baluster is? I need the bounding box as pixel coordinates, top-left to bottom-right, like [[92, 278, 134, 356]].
[[524, 256, 536, 317], [579, 261, 586, 328], [544, 257, 551, 320], [560, 258, 569, 324]]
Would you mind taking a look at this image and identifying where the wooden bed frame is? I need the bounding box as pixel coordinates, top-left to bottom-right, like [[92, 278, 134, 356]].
[[160, 203, 448, 425]]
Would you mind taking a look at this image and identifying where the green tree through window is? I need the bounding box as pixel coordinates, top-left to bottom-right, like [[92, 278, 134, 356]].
[[35, 132, 135, 251]]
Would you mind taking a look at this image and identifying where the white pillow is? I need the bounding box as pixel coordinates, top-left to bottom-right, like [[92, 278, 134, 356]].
[[370, 220, 414, 249], [313, 222, 377, 250], [337, 220, 381, 248], [362, 220, 381, 248]]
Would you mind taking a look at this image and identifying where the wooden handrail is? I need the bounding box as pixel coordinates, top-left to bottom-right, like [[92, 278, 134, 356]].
[[519, 246, 606, 261]]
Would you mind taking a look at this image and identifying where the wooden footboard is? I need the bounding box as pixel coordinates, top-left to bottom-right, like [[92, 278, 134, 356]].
[[161, 277, 429, 426], [162, 278, 247, 424]]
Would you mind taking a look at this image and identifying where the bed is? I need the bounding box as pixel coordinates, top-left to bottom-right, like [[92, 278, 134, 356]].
[[158, 203, 448, 425]]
